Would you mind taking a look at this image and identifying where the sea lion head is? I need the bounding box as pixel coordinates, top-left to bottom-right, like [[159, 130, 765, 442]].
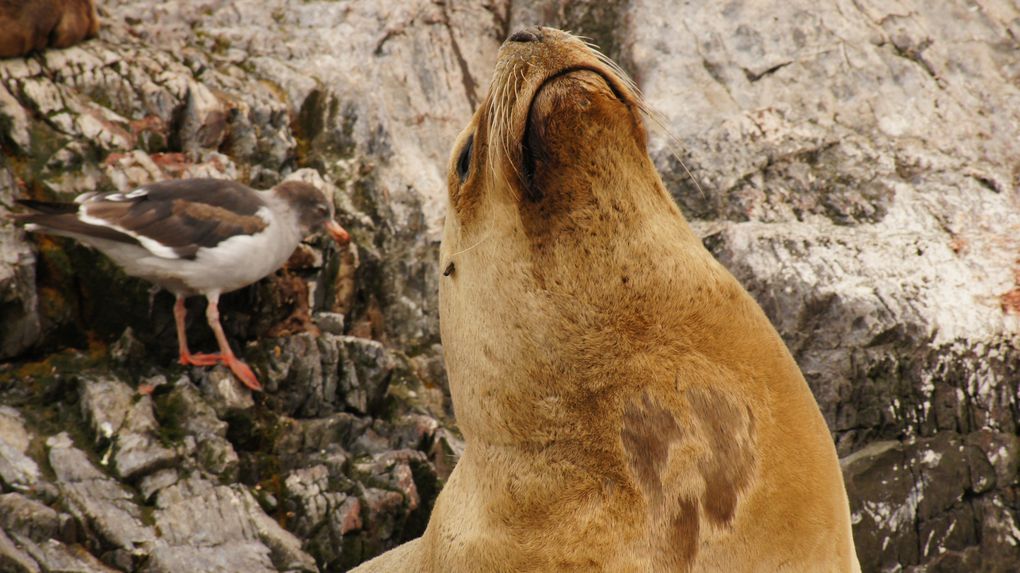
[[440, 28, 702, 440], [445, 26, 658, 224]]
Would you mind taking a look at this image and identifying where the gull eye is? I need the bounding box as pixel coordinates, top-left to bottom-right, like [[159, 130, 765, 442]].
[[457, 134, 474, 182]]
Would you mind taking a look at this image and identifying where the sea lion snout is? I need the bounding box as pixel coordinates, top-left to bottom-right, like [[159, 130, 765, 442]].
[[446, 28, 651, 227], [508, 27, 542, 43]]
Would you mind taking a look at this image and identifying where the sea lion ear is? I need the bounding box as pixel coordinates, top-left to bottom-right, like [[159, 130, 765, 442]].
[[448, 127, 481, 219], [457, 134, 474, 183]]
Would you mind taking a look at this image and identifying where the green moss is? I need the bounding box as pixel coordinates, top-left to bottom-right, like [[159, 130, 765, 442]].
[[88, 90, 115, 113], [25, 121, 67, 182], [211, 35, 232, 55], [0, 355, 118, 486], [153, 391, 189, 445], [226, 408, 289, 486], [338, 534, 369, 571], [293, 90, 357, 174], [398, 456, 440, 542], [0, 110, 19, 155]]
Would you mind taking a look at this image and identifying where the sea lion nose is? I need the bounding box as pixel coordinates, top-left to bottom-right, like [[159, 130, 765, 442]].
[[508, 27, 542, 43]]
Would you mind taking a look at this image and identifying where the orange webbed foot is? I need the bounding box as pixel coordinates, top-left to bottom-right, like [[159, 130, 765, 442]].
[[179, 352, 223, 367], [223, 355, 262, 392]]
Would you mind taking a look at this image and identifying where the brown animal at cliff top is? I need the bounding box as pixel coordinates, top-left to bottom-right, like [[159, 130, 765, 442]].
[[354, 26, 860, 573], [0, 0, 99, 58]]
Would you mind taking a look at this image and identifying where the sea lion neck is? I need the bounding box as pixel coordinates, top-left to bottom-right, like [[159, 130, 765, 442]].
[[439, 28, 702, 448]]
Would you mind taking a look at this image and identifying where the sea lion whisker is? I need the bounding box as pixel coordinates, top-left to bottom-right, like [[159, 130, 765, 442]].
[[640, 108, 709, 201], [575, 43, 707, 201], [448, 233, 491, 259], [489, 77, 518, 201], [493, 65, 525, 197], [594, 51, 641, 97], [488, 77, 511, 194], [449, 200, 503, 261]]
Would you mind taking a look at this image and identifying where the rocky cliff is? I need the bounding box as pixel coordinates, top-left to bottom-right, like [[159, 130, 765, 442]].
[[1, 1, 1017, 572]]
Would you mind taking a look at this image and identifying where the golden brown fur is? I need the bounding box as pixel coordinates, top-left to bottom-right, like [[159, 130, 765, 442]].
[[354, 27, 860, 572], [0, 0, 99, 58]]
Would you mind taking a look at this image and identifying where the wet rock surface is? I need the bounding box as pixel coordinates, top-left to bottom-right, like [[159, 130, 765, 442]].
[[0, 1, 1016, 572]]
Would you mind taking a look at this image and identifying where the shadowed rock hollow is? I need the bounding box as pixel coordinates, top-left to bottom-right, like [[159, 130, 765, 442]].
[[1, 1, 1017, 572]]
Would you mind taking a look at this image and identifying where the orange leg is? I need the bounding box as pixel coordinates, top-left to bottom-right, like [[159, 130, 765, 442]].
[[174, 296, 220, 366], [204, 294, 262, 391]]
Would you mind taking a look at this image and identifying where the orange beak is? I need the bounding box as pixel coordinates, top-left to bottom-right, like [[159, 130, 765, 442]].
[[325, 220, 350, 245]]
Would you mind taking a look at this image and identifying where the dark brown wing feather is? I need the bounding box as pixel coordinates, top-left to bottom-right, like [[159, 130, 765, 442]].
[[13, 201, 141, 245], [81, 179, 270, 259], [15, 199, 78, 215]]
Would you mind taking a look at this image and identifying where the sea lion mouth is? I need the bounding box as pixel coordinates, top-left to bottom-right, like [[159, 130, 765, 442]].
[[521, 67, 627, 198]]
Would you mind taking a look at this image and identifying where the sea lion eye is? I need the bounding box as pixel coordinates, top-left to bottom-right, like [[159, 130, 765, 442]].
[[457, 134, 474, 182]]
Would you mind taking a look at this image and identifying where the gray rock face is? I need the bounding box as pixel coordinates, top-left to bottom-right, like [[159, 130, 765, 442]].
[[0, 493, 76, 544], [0, 407, 40, 492], [154, 476, 316, 572], [47, 432, 157, 553], [0, 168, 41, 361], [0, 1, 1016, 572]]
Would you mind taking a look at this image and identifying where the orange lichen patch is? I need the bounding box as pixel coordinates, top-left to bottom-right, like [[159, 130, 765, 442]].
[[1000, 264, 1020, 314], [129, 115, 166, 137], [349, 296, 385, 341], [948, 234, 967, 254], [103, 152, 130, 166], [9, 358, 58, 381], [330, 243, 358, 315], [149, 152, 189, 172], [284, 244, 319, 270], [263, 270, 317, 338], [84, 333, 107, 356], [36, 285, 70, 318]]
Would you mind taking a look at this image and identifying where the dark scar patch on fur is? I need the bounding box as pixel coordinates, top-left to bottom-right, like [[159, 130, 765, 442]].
[[620, 391, 683, 508], [687, 387, 757, 528], [668, 497, 700, 571]]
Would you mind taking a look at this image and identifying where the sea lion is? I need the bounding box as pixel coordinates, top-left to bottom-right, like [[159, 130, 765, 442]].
[[353, 27, 860, 572], [0, 0, 100, 58]]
